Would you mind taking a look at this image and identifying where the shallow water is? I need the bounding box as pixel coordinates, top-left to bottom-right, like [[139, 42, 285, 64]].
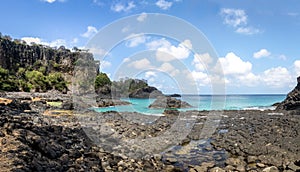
[[94, 95, 285, 114]]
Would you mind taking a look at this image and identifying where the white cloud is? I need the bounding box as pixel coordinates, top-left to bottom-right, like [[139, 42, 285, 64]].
[[159, 62, 179, 76], [237, 72, 260, 87], [145, 71, 157, 78], [137, 13, 147, 22], [146, 38, 171, 50], [154, 39, 192, 62], [21, 37, 67, 48], [236, 27, 260, 35], [21, 37, 44, 45], [190, 71, 210, 86], [49, 39, 67, 48], [220, 8, 260, 35], [111, 1, 135, 12], [294, 60, 300, 75], [221, 8, 247, 27], [126, 33, 146, 47], [253, 49, 271, 59], [88, 47, 107, 57], [219, 52, 252, 75], [121, 25, 130, 33], [42, 0, 65, 3], [128, 58, 153, 69], [122, 57, 131, 63], [81, 26, 98, 38], [262, 67, 293, 88], [192, 53, 213, 71], [100, 60, 111, 69], [156, 0, 172, 10]]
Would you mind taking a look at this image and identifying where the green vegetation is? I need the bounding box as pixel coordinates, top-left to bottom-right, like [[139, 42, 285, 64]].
[[95, 72, 112, 89], [0, 66, 68, 92]]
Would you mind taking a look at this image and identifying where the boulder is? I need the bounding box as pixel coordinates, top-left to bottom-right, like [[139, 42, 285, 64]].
[[129, 86, 163, 98], [149, 96, 192, 109], [276, 76, 300, 111], [96, 98, 130, 107]]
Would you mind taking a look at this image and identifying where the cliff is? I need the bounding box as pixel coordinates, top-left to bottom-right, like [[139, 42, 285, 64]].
[[276, 76, 300, 111], [0, 35, 96, 92]]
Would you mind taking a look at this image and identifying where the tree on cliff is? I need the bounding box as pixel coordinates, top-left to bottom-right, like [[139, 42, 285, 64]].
[[95, 73, 111, 89]]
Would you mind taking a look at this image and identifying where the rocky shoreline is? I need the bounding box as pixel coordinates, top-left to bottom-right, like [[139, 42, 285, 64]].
[[1, 93, 300, 171]]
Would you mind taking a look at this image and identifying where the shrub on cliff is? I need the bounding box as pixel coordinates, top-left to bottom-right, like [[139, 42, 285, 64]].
[[95, 73, 111, 89]]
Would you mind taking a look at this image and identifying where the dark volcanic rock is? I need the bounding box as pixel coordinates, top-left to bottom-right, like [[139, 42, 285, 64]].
[[129, 86, 163, 98], [276, 76, 300, 111], [149, 96, 192, 109], [96, 98, 130, 107]]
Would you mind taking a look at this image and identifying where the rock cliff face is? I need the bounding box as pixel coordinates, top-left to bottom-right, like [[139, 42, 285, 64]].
[[0, 35, 97, 92], [276, 76, 300, 111], [129, 86, 163, 98]]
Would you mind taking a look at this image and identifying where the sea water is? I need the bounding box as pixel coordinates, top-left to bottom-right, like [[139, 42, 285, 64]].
[[94, 94, 286, 114]]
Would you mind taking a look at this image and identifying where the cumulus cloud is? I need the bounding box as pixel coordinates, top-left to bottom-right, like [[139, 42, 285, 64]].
[[145, 71, 157, 78], [220, 8, 247, 27], [100, 60, 112, 69], [156, 0, 172, 10], [149, 39, 192, 62], [159, 62, 180, 77], [81, 26, 98, 38], [111, 1, 135, 12], [220, 8, 260, 35], [294, 60, 300, 75], [21, 37, 68, 48], [262, 67, 293, 88], [137, 13, 147, 22], [192, 53, 213, 71], [128, 58, 153, 69], [219, 52, 252, 75], [253, 49, 271, 59], [126, 33, 146, 47]]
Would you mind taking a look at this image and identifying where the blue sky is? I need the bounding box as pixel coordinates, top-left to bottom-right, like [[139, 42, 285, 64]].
[[1, 0, 300, 94]]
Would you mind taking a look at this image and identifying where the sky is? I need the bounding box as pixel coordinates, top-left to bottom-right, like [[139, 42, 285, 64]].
[[1, 0, 300, 94]]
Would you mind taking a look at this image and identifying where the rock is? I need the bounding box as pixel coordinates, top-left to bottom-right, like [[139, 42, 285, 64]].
[[262, 166, 279, 172], [61, 100, 74, 110], [149, 96, 192, 109], [276, 76, 300, 111], [247, 156, 258, 163], [287, 162, 300, 171], [129, 86, 163, 98], [96, 98, 130, 107], [209, 167, 226, 172], [168, 94, 181, 97]]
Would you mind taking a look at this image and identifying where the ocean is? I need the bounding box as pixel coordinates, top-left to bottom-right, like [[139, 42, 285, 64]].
[[94, 94, 286, 114]]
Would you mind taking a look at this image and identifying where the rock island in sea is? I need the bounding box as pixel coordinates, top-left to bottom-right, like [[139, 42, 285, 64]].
[[0, 35, 299, 171]]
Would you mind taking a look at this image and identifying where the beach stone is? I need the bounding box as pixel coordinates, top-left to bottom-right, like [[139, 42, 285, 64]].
[[257, 163, 266, 168], [236, 165, 246, 172], [247, 156, 258, 163], [209, 167, 225, 172], [287, 162, 300, 171], [262, 166, 279, 172]]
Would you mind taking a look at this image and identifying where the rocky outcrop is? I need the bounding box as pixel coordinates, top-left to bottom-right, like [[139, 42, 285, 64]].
[[129, 86, 163, 98], [148, 96, 192, 109], [276, 76, 300, 111], [96, 98, 130, 107]]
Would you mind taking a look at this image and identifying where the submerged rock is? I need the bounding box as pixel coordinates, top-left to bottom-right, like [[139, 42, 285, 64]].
[[149, 96, 192, 109], [276, 76, 300, 111]]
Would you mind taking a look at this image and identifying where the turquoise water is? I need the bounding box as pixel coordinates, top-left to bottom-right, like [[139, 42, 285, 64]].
[[94, 95, 286, 114]]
